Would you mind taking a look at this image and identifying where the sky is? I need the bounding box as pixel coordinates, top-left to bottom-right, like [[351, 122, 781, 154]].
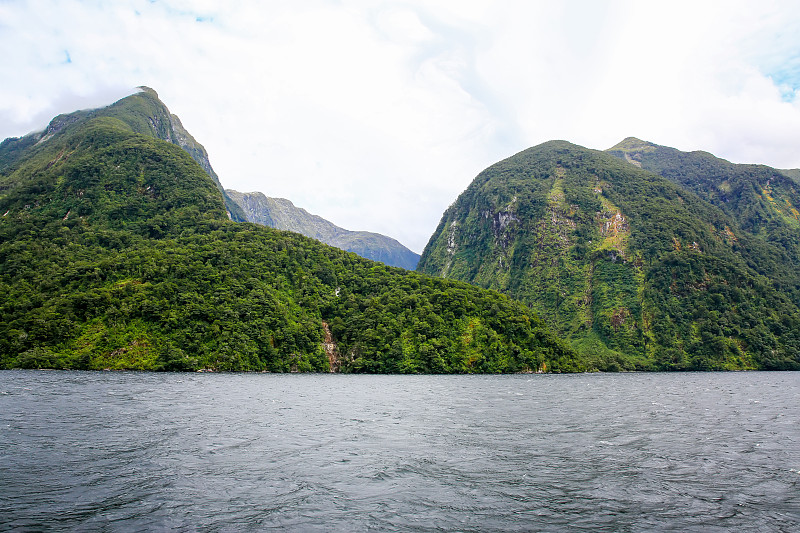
[[2, 0, 800, 253]]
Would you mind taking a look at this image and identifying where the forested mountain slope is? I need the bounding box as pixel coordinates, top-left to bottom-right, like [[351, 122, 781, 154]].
[[418, 141, 800, 371], [226, 190, 420, 270], [0, 87, 247, 222], [607, 138, 800, 300], [0, 91, 576, 373]]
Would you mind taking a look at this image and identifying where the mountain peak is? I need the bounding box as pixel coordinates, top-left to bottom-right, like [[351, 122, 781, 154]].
[[96, 88, 248, 221], [0, 88, 577, 374], [136, 85, 158, 97], [607, 137, 657, 152], [605, 137, 660, 168]]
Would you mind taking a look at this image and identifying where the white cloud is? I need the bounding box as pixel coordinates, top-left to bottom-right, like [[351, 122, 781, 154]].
[[2, 0, 800, 252]]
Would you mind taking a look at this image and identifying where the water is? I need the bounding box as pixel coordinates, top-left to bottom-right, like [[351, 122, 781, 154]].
[[1, 371, 798, 532]]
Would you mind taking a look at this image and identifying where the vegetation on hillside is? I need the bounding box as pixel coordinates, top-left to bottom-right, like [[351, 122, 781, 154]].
[[4, 90, 798, 373], [418, 141, 800, 371], [0, 101, 577, 373], [0, 87, 248, 222], [608, 138, 800, 302]]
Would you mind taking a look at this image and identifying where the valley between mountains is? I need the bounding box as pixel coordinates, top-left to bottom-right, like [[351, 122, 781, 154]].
[[1, 88, 798, 371]]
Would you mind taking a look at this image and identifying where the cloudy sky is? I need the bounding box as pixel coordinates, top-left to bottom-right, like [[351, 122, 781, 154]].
[[2, 0, 800, 253]]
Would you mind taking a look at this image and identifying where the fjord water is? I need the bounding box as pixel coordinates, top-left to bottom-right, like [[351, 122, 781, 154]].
[[1, 372, 798, 532]]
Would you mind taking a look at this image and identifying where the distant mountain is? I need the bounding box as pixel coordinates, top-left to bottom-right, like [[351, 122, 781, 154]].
[[0, 88, 575, 373], [418, 140, 800, 371], [226, 190, 420, 270], [779, 168, 800, 183]]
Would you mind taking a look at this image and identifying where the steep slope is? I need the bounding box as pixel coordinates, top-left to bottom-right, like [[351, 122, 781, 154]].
[[0, 87, 247, 222], [607, 138, 800, 298], [607, 138, 800, 237], [418, 140, 800, 371], [226, 190, 420, 270], [0, 92, 576, 373]]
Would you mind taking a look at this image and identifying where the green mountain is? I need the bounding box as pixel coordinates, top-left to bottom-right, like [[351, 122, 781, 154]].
[[0, 87, 247, 222], [417, 140, 800, 371], [607, 137, 800, 301], [606, 138, 800, 236], [0, 90, 576, 373], [226, 190, 420, 270]]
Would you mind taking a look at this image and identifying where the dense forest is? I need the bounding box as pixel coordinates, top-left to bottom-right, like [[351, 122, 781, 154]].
[[607, 137, 800, 302], [3, 90, 799, 373], [0, 92, 577, 373], [418, 141, 800, 371]]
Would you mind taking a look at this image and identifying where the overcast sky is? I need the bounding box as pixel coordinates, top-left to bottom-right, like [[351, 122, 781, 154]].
[[2, 0, 800, 253]]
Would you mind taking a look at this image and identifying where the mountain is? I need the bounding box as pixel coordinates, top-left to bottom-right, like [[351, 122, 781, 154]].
[[226, 190, 420, 270], [607, 137, 800, 300], [418, 140, 800, 371], [606, 138, 800, 233], [0, 89, 576, 373], [0, 86, 247, 222]]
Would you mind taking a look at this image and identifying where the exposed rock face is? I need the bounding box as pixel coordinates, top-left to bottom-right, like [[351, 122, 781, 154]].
[[321, 321, 339, 372], [35, 113, 85, 146], [226, 190, 420, 270]]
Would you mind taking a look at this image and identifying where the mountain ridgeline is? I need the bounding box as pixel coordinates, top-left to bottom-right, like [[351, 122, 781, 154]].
[[0, 90, 577, 373], [606, 137, 800, 300], [418, 141, 800, 371], [2, 87, 798, 373], [226, 190, 420, 270]]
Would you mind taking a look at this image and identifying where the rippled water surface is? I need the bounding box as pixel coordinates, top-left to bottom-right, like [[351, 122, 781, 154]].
[[1, 371, 799, 531]]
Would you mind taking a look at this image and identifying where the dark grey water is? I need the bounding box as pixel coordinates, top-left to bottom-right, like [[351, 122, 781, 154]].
[[1, 371, 798, 532]]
